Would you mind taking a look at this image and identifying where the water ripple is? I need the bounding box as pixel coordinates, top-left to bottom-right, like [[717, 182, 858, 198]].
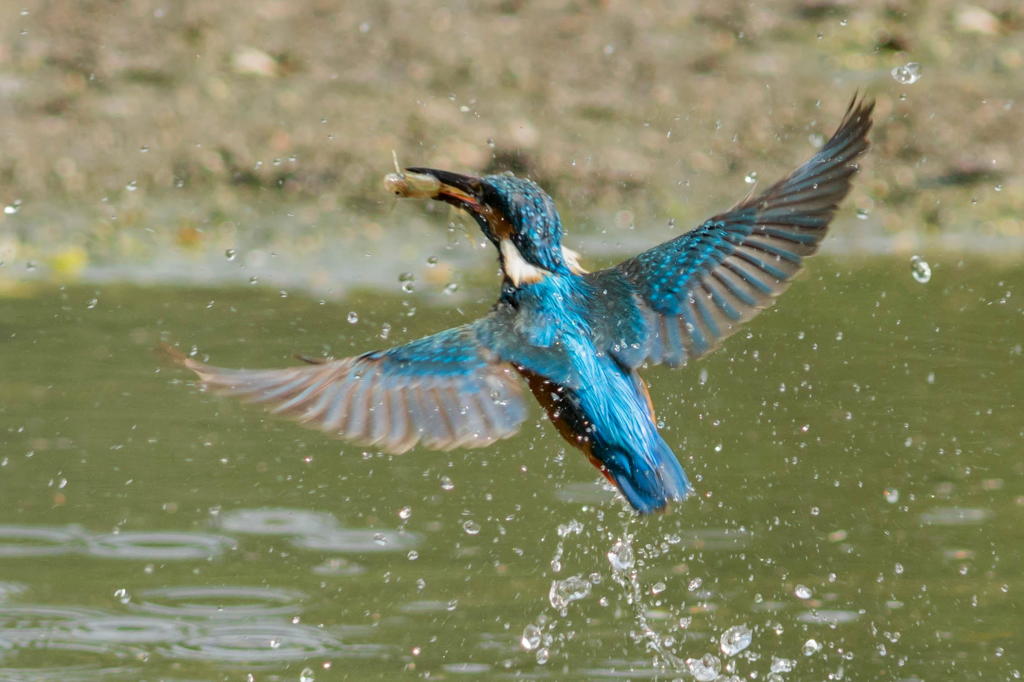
[[0, 639, 142, 681], [214, 507, 340, 536], [291, 529, 421, 553], [128, 585, 305, 619], [157, 622, 342, 663], [68, 615, 199, 643], [0, 525, 82, 557], [0, 606, 108, 643], [85, 531, 236, 560]]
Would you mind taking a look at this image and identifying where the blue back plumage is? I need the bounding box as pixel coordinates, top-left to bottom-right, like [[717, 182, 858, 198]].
[[501, 274, 691, 512]]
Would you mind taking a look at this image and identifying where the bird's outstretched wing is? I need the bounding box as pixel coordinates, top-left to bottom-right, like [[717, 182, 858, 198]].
[[165, 321, 529, 453], [588, 96, 874, 369]]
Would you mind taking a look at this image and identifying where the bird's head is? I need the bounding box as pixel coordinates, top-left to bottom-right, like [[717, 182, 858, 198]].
[[385, 168, 584, 286]]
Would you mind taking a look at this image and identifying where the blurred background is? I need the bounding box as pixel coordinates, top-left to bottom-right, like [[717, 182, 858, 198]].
[[1, 2, 1022, 680], [0, 0, 1021, 290]]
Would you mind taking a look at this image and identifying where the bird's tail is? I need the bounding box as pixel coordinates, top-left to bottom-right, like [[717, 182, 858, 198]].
[[593, 432, 691, 514]]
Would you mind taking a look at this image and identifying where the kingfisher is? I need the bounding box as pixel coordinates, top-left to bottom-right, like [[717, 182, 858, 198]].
[[168, 97, 873, 514]]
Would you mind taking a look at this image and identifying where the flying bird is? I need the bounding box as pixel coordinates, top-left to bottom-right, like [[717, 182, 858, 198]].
[[168, 97, 873, 514]]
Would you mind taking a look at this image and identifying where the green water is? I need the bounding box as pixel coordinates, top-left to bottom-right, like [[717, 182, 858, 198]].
[[1, 257, 1021, 681]]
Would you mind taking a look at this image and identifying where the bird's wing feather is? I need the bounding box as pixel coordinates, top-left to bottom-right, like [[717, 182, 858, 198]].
[[168, 320, 529, 453], [588, 96, 874, 369]]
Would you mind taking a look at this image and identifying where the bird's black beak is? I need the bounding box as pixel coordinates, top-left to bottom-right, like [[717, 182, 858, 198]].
[[384, 167, 483, 211]]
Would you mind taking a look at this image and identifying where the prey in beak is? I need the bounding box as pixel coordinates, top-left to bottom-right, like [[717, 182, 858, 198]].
[[384, 168, 483, 211]]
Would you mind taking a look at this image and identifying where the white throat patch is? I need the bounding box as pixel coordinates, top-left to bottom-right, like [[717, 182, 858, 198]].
[[500, 239, 547, 286], [499, 239, 589, 286]]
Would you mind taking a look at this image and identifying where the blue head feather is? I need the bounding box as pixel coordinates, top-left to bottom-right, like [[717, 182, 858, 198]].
[[478, 175, 569, 275]]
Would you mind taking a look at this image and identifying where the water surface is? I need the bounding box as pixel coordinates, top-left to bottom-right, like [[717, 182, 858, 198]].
[[1, 256, 1020, 680]]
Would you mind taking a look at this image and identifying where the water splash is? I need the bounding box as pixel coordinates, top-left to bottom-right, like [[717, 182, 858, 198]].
[[910, 255, 931, 283], [548, 575, 591, 614], [520, 623, 542, 651], [687, 653, 722, 681], [720, 624, 753, 656], [891, 62, 922, 85]]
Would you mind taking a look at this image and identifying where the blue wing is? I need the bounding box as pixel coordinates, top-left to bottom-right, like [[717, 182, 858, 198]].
[[588, 96, 874, 369], [170, 319, 529, 453]]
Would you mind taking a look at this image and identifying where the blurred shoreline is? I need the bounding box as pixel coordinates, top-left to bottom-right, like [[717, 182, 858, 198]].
[[1, 1, 1021, 287]]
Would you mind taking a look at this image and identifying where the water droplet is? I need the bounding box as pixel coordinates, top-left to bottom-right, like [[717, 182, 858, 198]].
[[521, 623, 542, 651], [606, 538, 634, 572], [994, 184, 1003, 192], [443, 282, 459, 294], [125, 180, 138, 192], [650, 581, 666, 595], [891, 62, 922, 85], [139, 145, 150, 153], [439, 476, 454, 491], [248, 276, 259, 285], [224, 248, 237, 261], [347, 311, 359, 324], [300, 667, 316, 682], [802, 638, 822, 656], [426, 256, 439, 267], [398, 506, 412, 520], [4, 199, 22, 215], [794, 584, 813, 599], [548, 575, 591, 611], [113, 587, 131, 604], [720, 624, 753, 656], [910, 255, 931, 283], [884, 488, 900, 504], [462, 520, 480, 535], [406, 550, 418, 560], [535, 647, 550, 664], [856, 208, 869, 220], [86, 298, 98, 310], [556, 519, 583, 537], [687, 653, 722, 681], [688, 577, 703, 591], [770, 656, 797, 673], [379, 322, 391, 339], [744, 171, 758, 184]]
